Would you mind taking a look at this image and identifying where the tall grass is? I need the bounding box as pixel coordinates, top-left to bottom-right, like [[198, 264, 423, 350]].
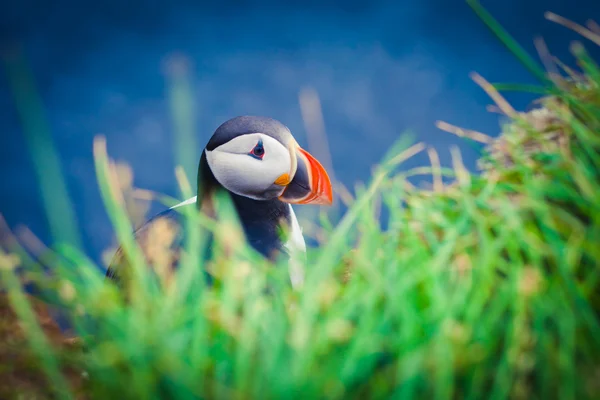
[[2, 1, 600, 398]]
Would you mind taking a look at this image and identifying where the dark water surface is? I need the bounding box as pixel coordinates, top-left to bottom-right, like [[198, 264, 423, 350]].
[[1, 0, 598, 263]]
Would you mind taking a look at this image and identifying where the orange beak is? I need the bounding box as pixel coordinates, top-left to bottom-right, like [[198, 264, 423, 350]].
[[278, 146, 333, 206]]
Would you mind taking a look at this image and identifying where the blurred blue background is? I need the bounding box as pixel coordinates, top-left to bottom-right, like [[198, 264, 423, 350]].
[[1, 0, 598, 264]]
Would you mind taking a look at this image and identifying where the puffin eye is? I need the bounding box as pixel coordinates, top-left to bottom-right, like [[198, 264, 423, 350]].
[[249, 140, 265, 160]]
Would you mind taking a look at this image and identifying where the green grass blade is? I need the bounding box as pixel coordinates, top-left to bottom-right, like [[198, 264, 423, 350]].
[[1, 49, 82, 249], [467, 0, 551, 85]]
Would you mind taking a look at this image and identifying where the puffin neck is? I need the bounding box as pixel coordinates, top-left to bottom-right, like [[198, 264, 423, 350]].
[[196, 150, 220, 209]]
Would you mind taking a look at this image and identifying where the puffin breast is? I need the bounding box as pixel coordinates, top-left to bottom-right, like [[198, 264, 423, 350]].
[[284, 204, 306, 288]]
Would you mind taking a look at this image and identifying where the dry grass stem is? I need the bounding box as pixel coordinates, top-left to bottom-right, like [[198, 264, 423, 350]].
[[427, 147, 444, 192], [435, 120, 494, 144], [470, 72, 518, 118], [545, 12, 600, 47]]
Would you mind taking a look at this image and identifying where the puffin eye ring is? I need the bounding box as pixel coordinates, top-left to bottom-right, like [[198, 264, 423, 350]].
[[248, 139, 265, 160]]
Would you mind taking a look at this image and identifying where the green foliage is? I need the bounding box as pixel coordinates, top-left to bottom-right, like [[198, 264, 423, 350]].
[[2, 1, 600, 399], [2, 49, 82, 249]]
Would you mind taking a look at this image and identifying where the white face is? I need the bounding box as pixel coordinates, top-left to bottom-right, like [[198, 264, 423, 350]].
[[205, 133, 292, 200]]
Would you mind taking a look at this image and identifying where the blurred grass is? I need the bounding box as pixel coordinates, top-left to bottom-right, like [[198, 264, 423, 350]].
[[1, 48, 82, 250], [2, 1, 600, 399], [165, 53, 200, 183]]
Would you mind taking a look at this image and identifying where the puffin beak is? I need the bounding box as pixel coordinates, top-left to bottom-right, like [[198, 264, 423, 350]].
[[277, 146, 333, 205]]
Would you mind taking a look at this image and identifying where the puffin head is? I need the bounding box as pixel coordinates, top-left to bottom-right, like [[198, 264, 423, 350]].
[[201, 116, 333, 205]]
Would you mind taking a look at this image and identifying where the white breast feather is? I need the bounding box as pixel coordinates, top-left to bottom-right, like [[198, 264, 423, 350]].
[[170, 196, 197, 209], [284, 204, 306, 289], [171, 197, 306, 289]]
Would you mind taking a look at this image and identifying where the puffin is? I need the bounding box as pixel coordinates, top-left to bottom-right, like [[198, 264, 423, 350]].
[[106, 116, 333, 288]]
